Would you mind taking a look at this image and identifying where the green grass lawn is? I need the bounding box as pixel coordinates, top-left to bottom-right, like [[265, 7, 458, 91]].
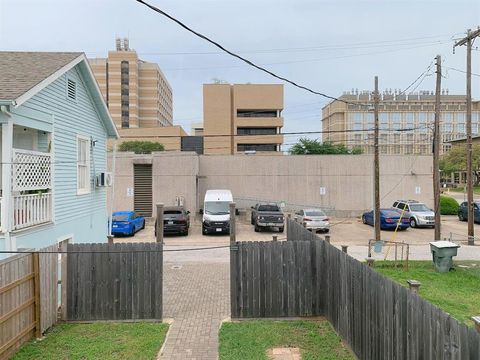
[[13, 322, 169, 360], [219, 320, 353, 360], [375, 261, 480, 327]]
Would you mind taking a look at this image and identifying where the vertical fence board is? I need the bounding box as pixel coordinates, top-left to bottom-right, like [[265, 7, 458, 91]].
[[66, 243, 162, 321]]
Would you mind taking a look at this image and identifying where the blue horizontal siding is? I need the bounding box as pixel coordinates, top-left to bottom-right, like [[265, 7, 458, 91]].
[[15, 65, 110, 247]]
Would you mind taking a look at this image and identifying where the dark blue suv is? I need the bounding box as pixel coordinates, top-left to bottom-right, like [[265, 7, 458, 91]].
[[458, 201, 480, 223]]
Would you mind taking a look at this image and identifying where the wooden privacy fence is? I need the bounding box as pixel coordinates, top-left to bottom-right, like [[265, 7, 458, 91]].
[[230, 240, 323, 318], [0, 245, 58, 360], [66, 243, 163, 321], [290, 219, 480, 359], [230, 219, 480, 359]]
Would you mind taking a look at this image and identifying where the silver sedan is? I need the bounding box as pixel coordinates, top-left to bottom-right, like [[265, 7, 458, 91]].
[[293, 208, 330, 233]]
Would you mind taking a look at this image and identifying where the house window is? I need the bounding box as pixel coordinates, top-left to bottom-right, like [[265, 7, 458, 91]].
[[77, 135, 91, 194], [66, 78, 77, 101]]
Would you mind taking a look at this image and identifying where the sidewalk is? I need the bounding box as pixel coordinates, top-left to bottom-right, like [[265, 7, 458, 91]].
[[342, 243, 480, 262]]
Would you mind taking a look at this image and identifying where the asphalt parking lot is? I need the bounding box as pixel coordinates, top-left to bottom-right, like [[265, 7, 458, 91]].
[[115, 214, 480, 247]]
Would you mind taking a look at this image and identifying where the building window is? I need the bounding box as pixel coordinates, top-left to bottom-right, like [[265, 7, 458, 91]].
[[379, 113, 389, 129], [237, 127, 277, 135], [237, 144, 278, 152], [405, 113, 414, 127], [237, 110, 278, 118], [121, 61, 129, 128], [77, 135, 90, 195]]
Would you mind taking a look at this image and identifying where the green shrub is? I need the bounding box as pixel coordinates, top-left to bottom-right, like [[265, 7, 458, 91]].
[[440, 195, 459, 215], [118, 141, 165, 154]]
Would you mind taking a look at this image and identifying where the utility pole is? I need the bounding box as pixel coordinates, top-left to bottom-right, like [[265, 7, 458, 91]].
[[433, 55, 442, 241], [374, 76, 381, 241], [454, 28, 480, 245]]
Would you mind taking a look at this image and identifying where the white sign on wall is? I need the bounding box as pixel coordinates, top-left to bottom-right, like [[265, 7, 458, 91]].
[[127, 187, 134, 197], [415, 186, 421, 195], [320, 187, 327, 196]]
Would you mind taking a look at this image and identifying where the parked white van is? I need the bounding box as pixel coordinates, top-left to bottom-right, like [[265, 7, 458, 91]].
[[202, 190, 233, 235]]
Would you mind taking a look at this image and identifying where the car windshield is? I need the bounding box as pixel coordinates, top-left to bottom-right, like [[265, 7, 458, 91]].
[[113, 214, 129, 221], [205, 201, 230, 215], [305, 210, 325, 217], [409, 204, 431, 212], [258, 205, 280, 212], [165, 210, 182, 215]]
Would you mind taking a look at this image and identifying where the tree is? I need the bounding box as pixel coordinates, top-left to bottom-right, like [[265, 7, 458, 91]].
[[289, 138, 363, 155], [118, 141, 165, 154], [440, 144, 480, 184]]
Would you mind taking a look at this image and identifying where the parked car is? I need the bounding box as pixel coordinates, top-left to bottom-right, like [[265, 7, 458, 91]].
[[458, 201, 480, 223], [251, 203, 284, 232], [155, 206, 190, 236], [111, 211, 145, 236], [294, 208, 330, 233], [392, 200, 435, 228], [362, 209, 410, 230]]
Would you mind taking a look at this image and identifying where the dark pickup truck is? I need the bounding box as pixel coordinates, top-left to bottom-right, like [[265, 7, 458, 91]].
[[251, 203, 285, 233]]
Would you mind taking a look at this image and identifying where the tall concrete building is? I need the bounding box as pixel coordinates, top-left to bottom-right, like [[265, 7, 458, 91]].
[[203, 83, 284, 154], [89, 38, 173, 129], [322, 90, 480, 155]]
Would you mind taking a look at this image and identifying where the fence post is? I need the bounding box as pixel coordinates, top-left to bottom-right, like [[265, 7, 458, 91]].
[[60, 240, 69, 321], [156, 203, 164, 244], [407, 279, 421, 294], [107, 235, 114, 244], [272, 235, 278, 242], [472, 316, 480, 334], [366, 257, 375, 267], [229, 202, 237, 319], [33, 252, 41, 338], [325, 235, 331, 244], [230, 202, 236, 243], [341, 245, 348, 253]]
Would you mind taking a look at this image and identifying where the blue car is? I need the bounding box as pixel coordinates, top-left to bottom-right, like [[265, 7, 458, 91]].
[[362, 208, 410, 230], [111, 211, 145, 236]]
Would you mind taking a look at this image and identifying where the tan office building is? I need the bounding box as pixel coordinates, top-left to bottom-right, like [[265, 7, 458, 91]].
[[203, 83, 284, 155], [89, 38, 173, 129], [322, 91, 480, 155]]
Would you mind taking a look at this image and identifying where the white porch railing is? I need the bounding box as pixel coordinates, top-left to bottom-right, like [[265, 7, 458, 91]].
[[13, 192, 52, 230]]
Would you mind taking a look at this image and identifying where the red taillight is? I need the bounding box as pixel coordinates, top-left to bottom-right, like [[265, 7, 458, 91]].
[[304, 218, 312, 221], [385, 218, 394, 223], [324, 218, 329, 221], [177, 219, 186, 224], [402, 217, 409, 222]]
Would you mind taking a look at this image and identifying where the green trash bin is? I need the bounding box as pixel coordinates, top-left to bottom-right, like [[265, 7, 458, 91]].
[[429, 241, 460, 273]]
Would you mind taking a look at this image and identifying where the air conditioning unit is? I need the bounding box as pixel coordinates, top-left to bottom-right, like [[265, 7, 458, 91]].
[[96, 172, 113, 187]]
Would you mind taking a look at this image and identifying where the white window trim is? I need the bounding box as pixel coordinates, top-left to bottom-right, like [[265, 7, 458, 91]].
[[77, 134, 91, 195]]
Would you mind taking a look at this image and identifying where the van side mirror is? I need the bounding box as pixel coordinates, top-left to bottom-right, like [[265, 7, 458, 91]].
[[235, 209, 240, 215], [186, 210, 190, 215], [199, 209, 203, 215]]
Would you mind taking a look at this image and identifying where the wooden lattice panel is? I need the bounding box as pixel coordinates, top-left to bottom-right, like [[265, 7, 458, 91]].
[[12, 149, 52, 191]]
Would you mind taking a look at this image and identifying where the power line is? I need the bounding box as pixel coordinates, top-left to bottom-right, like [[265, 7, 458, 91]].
[[445, 66, 480, 77], [160, 41, 451, 72], [87, 34, 457, 57], [134, 0, 370, 107], [399, 60, 435, 95]]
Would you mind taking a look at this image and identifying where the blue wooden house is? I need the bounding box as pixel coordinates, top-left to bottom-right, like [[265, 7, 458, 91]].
[[0, 52, 118, 255]]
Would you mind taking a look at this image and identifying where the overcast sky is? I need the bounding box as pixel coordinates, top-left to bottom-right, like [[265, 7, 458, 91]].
[[1, 0, 479, 146]]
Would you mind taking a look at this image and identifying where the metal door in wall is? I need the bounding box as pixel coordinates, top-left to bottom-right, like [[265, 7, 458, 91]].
[[134, 164, 152, 217]]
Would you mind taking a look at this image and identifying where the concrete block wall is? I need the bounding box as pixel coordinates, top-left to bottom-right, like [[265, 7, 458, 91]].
[[108, 153, 433, 218]]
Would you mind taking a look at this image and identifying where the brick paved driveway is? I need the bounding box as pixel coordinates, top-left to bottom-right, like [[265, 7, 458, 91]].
[[160, 256, 230, 359]]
